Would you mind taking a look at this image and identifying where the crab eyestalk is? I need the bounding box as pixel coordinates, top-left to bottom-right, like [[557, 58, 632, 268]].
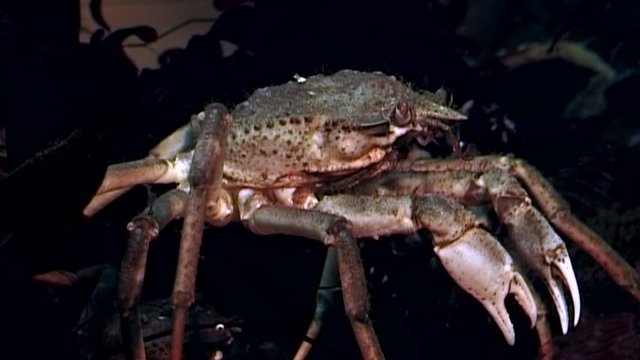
[[391, 101, 413, 126], [395, 97, 467, 150]]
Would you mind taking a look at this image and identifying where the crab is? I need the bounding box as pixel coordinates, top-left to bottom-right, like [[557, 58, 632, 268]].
[[87, 298, 240, 360], [83, 70, 640, 360]]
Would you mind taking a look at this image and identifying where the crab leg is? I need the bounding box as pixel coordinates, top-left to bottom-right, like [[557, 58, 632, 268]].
[[83, 112, 205, 217], [313, 194, 538, 345], [118, 189, 187, 360], [346, 154, 640, 353], [479, 168, 581, 334], [353, 167, 581, 333], [294, 248, 340, 360], [394, 155, 640, 303], [245, 206, 385, 360], [170, 104, 232, 360], [83, 155, 193, 216]]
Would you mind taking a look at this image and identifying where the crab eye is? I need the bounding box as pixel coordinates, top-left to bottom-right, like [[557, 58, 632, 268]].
[[215, 324, 225, 332], [391, 102, 412, 126]]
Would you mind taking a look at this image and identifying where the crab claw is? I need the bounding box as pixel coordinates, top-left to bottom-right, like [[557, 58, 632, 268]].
[[504, 204, 581, 334], [435, 228, 537, 345]]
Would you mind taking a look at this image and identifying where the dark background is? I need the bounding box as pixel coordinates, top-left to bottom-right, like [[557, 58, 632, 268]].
[[1, 0, 640, 359]]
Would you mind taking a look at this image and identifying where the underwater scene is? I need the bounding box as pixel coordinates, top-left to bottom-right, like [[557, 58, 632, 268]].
[[1, 1, 639, 359]]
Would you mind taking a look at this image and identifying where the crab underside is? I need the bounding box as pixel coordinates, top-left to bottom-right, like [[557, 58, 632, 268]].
[[82, 71, 640, 360]]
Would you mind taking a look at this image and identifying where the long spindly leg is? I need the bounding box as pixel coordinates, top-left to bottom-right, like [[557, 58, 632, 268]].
[[118, 189, 187, 360], [245, 206, 385, 360], [170, 104, 232, 360], [294, 248, 340, 360], [83, 156, 193, 216], [395, 156, 640, 303], [83, 112, 206, 217], [313, 194, 538, 346]]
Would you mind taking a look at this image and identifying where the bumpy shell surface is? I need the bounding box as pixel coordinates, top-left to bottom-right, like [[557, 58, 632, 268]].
[[224, 70, 441, 187]]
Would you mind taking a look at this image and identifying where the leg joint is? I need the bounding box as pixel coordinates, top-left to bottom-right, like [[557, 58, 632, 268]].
[[326, 219, 353, 243]]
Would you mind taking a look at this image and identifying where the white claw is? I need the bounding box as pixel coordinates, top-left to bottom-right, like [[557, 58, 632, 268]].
[[484, 297, 516, 345], [505, 204, 581, 331], [545, 273, 569, 334], [434, 228, 537, 345], [511, 272, 538, 328], [552, 250, 581, 327]]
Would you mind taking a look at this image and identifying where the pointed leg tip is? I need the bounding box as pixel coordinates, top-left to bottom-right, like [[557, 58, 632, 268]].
[[547, 276, 570, 335], [551, 254, 581, 331], [482, 297, 519, 346], [505, 333, 516, 346], [572, 295, 581, 327], [511, 272, 538, 329], [489, 306, 516, 346]]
